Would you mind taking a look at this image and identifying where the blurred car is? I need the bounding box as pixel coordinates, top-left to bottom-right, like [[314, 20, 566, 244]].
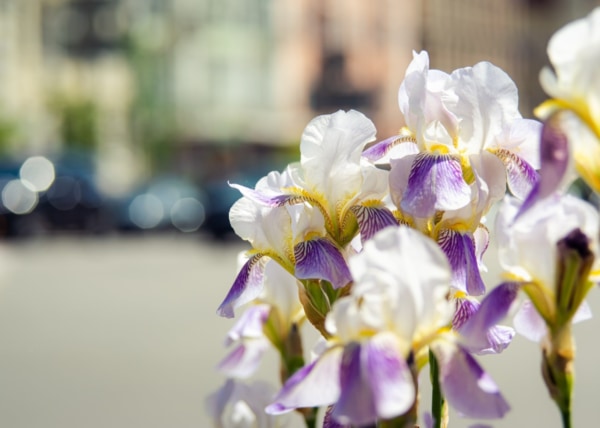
[[0, 153, 112, 237], [115, 175, 206, 233]]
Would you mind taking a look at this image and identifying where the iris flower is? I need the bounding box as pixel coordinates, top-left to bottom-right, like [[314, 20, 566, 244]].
[[217, 169, 352, 318], [535, 7, 600, 193], [266, 226, 511, 426], [365, 50, 541, 217]]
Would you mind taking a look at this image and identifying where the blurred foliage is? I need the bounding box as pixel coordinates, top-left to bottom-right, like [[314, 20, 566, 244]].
[[0, 114, 17, 157], [50, 95, 98, 152]]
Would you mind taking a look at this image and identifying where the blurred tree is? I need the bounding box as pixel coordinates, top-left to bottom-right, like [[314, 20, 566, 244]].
[[50, 95, 98, 152]]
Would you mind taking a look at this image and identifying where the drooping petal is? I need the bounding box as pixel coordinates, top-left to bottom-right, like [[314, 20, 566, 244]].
[[350, 205, 398, 243], [518, 113, 572, 216], [366, 333, 416, 420], [437, 229, 486, 296], [217, 338, 270, 378], [294, 238, 352, 289], [266, 346, 343, 414], [453, 298, 515, 355], [513, 299, 547, 343], [492, 148, 539, 200], [217, 255, 267, 318], [431, 340, 510, 419], [330, 343, 377, 426], [224, 304, 270, 346], [331, 335, 414, 426], [458, 282, 520, 353], [402, 153, 471, 217]]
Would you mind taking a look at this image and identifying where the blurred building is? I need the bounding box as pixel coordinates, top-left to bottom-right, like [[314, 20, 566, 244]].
[[0, 0, 597, 192], [422, 0, 599, 117]]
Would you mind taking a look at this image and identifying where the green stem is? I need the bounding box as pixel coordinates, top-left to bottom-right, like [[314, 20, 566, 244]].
[[429, 349, 446, 428], [560, 406, 572, 428]]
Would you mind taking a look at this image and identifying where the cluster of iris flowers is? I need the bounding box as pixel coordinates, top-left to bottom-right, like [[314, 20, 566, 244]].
[[208, 8, 600, 428]]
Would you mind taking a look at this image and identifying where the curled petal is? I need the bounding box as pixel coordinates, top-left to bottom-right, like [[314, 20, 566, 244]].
[[350, 205, 399, 243], [431, 341, 510, 419], [458, 282, 520, 353], [437, 229, 486, 296], [217, 255, 267, 318], [266, 347, 343, 414], [294, 238, 352, 289], [454, 298, 515, 355], [402, 153, 471, 217], [493, 148, 539, 200]]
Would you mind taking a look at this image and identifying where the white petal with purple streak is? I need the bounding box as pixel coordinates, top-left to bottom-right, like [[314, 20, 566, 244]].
[[402, 153, 471, 217], [217, 255, 267, 318], [266, 346, 343, 414], [294, 237, 352, 289]]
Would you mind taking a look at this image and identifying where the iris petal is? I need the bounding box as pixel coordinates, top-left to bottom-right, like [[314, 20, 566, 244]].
[[217, 255, 267, 318], [331, 343, 377, 426], [350, 205, 398, 243], [366, 333, 416, 420], [266, 347, 343, 414], [437, 229, 486, 296], [294, 238, 352, 289], [432, 341, 510, 419], [402, 153, 471, 217], [493, 148, 539, 200], [458, 282, 520, 354]]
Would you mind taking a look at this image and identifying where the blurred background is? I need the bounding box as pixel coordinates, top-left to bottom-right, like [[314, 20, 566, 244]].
[[0, 0, 598, 427]]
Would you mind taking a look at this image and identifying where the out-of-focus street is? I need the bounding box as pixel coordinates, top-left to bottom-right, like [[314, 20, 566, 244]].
[[0, 235, 598, 427]]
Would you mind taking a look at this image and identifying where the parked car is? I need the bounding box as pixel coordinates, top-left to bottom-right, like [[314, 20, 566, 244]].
[[115, 175, 206, 233], [0, 153, 112, 237]]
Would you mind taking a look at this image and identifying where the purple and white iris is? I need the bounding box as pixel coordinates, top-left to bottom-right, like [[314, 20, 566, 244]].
[[266, 226, 511, 426], [364, 51, 541, 297]]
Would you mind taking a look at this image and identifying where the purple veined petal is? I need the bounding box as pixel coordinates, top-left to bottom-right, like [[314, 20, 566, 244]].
[[294, 238, 352, 289], [217, 254, 267, 318], [266, 346, 343, 414], [492, 148, 539, 200], [453, 298, 514, 355], [362, 135, 417, 162], [363, 135, 402, 161], [458, 282, 520, 353], [431, 341, 510, 419], [437, 229, 486, 296], [517, 114, 570, 216], [513, 299, 547, 343], [402, 153, 471, 218], [217, 338, 270, 378], [350, 205, 399, 243]]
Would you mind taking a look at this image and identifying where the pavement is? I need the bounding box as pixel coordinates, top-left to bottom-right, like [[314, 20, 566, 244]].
[[0, 234, 597, 427]]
